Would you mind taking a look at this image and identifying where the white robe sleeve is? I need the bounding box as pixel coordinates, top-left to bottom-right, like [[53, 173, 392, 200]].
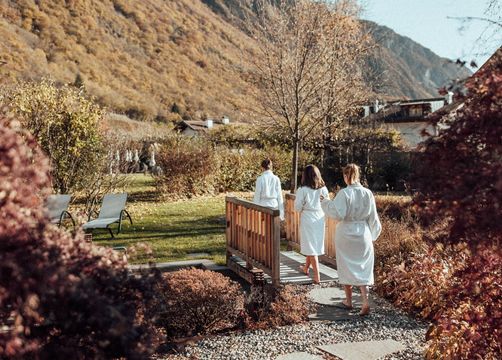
[[276, 178, 284, 220], [321, 187, 329, 200], [294, 187, 305, 212], [368, 193, 382, 241], [321, 190, 347, 220], [253, 176, 262, 204]]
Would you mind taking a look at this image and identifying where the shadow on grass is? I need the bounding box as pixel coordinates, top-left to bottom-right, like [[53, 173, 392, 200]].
[[128, 190, 161, 203], [92, 215, 226, 241]]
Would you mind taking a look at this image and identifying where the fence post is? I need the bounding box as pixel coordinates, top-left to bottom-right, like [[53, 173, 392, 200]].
[[272, 215, 281, 287]]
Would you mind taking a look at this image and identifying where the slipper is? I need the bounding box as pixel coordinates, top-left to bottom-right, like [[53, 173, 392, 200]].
[[334, 302, 353, 310]]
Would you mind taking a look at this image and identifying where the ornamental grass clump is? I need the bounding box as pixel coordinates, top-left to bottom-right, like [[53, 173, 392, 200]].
[[154, 268, 245, 339]]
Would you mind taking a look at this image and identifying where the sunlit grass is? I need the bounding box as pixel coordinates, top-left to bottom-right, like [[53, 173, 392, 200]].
[[93, 174, 227, 264]]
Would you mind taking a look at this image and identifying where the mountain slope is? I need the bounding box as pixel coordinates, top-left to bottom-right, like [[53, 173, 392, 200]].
[[363, 21, 472, 99], [0, 0, 258, 121], [0, 0, 470, 122]]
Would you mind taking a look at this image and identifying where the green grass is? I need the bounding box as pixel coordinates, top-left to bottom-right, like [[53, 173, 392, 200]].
[[93, 174, 227, 265]]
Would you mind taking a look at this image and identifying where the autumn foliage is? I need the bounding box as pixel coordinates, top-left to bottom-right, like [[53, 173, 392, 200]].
[[426, 245, 502, 359], [412, 49, 502, 248], [243, 284, 309, 329], [0, 116, 159, 359], [380, 50, 502, 359], [3, 80, 105, 195], [154, 269, 245, 339]]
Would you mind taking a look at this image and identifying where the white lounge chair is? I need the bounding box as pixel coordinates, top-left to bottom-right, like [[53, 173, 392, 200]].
[[46, 194, 75, 228], [82, 193, 132, 238]]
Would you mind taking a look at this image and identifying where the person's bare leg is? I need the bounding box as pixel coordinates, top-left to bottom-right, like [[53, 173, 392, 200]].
[[312, 256, 320, 284], [302, 256, 311, 275], [343, 285, 353, 308], [359, 285, 370, 315]]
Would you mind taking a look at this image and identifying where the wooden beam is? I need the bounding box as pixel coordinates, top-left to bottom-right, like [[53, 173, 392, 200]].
[[227, 246, 272, 276], [225, 196, 280, 216]]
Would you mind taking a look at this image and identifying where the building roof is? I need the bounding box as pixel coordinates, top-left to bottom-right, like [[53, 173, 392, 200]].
[[174, 119, 244, 134], [177, 120, 212, 133]]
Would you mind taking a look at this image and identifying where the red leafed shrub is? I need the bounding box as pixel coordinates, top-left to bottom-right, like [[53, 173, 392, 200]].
[[375, 243, 469, 320], [154, 268, 245, 338], [155, 136, 217, 198], [245, 284, 309, 329], [411, 49, 502, 248], [426, 245, 502, 360], [409, 49, 502, 358], [0, 116, 160, 359]]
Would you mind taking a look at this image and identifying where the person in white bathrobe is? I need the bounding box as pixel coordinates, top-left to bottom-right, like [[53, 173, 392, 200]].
[[321, 164, 381, 316], [294, 165, 329, 284], [253, 159, 284, 220]]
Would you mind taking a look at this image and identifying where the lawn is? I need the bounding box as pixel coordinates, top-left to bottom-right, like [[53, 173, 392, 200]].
[[93, 174, 227, 264]]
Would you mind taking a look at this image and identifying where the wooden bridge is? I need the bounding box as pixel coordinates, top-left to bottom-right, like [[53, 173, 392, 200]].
[[225, 195, 339, 287]]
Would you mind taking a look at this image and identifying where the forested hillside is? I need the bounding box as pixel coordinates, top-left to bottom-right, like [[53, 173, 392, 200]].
[[0, 0, 470, 122]]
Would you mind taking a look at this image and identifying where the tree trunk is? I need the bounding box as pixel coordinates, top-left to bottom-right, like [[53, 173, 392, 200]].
[[290, 136, 299, 193]]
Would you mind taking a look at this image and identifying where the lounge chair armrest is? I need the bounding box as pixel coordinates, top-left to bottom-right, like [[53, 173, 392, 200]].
[[121, 209, 133, 225], [61, 210, 76, 228]]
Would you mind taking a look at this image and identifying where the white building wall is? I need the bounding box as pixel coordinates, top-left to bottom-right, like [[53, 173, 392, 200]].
[[430, 100, 445, 113], [384, 121, 437, 149]]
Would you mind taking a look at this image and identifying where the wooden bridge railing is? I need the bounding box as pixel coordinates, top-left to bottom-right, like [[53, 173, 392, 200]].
[[285, 193, 338, 266], [225, 196, 281, 286]]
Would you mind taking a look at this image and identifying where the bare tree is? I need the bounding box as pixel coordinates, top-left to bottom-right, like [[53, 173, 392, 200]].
[[246, 0, 372, 191], [447, 0, 501, 67]]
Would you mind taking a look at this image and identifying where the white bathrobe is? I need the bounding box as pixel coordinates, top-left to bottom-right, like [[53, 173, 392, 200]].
[[321, 183, 381, 286], [294, 186, 329, 256], [253, 170, 284, 220]]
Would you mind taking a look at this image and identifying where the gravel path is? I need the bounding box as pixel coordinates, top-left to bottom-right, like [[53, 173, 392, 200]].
[[162, 283, 429, 360]]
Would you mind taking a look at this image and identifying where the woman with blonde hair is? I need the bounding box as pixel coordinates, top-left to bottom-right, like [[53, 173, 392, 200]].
[[321, 164, 381, 315], [294, 164, 329, 284]]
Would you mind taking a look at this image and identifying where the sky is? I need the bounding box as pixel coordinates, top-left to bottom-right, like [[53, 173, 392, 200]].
[[360, 0, 501, 69]]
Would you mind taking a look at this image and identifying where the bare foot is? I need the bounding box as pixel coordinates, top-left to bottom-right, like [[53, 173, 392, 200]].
[[359, 304, 370, 316], [299, 265, 309, 275]]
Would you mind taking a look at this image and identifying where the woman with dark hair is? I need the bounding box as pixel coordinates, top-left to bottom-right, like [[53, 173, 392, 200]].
[[321, 164, 381, 316], [294, 165, 329, 284]]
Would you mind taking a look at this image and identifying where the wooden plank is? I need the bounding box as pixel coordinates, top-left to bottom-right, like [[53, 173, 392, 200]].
[[227, 246, 272, 276], [319, 254, 337, 268], [225, 196, 280, 216], [263, 213, 269, 268], [271, 215, 281, 287]]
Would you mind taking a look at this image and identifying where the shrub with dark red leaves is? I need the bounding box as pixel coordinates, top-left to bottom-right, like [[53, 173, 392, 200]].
[[0, 116, 160, 359], [404, 49, 502, 359], [412, 49, 502, 247], [244, 284, 309, 329], [154, 268, 245, 339], [426, 245, 502, 360]]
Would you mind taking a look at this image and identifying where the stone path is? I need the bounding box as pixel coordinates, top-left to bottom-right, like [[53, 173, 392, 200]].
[[154, 257, 427, 360], [318, 339, 406, 360], [175, 282, 428, 360], [276, 352, 323, 360]]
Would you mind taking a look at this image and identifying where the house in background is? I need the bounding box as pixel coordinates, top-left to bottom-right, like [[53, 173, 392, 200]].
[[175, 116, 231, 136], [362, 94, 454, 149]]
